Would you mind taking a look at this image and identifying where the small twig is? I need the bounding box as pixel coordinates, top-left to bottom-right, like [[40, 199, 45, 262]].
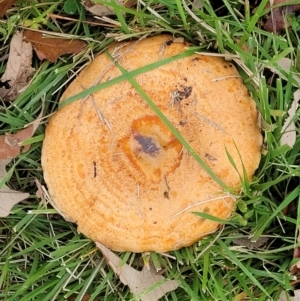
[[211, 75, 241, 82], [193, 112, 226, 134], [89, 95, 112, 132], [173, 194, 237, 218]]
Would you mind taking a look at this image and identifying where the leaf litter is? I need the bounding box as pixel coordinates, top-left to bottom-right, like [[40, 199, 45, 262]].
[[0, 31, 35, 101], [0, 112, 42, 160], [0, 109, 43, 217], [23, 29, 87, 62], [96, 242, 179, 301]]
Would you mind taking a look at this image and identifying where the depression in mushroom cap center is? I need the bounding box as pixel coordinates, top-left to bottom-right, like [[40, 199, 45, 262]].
[[120, 116, 183, 183]]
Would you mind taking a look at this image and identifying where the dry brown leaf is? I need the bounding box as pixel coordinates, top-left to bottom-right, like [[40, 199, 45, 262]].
[[263, 0, 300, 33], [96, 242, 179, 301], [0, 159, 29, 217], [0, 126, 33, 160], [0, 118, 41, 160], [280, 89, 299, 147], [0, 31, 35, 101], [0, 0, 16, 17], [82, 0, 135, 16], [23, 30, 86, 62]]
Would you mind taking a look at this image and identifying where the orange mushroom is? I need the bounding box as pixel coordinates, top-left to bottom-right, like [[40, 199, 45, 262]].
[[41, 35, 262, 252]]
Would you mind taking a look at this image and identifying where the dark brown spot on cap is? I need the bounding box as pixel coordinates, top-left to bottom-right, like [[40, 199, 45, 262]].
[[132, 131, 160, 156]]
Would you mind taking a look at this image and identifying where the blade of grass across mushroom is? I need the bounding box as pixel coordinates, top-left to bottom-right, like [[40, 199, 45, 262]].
[[106, 52, 230, 192], [58, 48, 196, 109]]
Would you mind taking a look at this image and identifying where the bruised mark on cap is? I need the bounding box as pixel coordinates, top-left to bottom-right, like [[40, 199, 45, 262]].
[[132, 131, 160, 156]]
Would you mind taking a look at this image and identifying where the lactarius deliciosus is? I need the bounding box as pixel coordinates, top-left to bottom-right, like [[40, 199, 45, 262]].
[[42, 35, 262, 253]]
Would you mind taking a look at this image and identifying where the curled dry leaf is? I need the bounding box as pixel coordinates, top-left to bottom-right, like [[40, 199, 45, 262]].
[[0, 31, 35, 101], [0, 0, 16, 17], [263, 0, 300, 33], [23, 30, 86, 62], [0, 159, 29, 217], [96, 242, 179, 301]]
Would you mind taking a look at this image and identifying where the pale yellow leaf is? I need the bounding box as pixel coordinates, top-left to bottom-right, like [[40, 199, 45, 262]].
[[96, 242, 179, 301]]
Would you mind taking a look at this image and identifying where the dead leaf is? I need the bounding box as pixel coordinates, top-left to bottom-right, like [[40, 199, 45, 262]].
[[0, 118, 41, 161], [0, 0, 16, 17], [263, 0, 300, 33], [23, 30, 86, 62], [279, 290, 300, 301], [0, 126, 33, 160], [0, 107, 42, 217], [0, 31, 35, 101], [82, 0, 135, 16], [96, 242, 179, 301], [232, 236, 269, 250], [0, 159, 29, 217], [280, 89, 299, 147]]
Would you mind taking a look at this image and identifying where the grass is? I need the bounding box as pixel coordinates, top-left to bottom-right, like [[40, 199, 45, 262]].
[[0, 0, 300, 300]]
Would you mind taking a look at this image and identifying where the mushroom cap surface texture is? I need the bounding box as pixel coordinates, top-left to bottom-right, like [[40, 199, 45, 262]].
[[42, 35, 262, 253]]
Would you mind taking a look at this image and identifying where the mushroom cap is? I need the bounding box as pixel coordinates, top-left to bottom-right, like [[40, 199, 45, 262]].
[[42, 35, 262, 253]]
